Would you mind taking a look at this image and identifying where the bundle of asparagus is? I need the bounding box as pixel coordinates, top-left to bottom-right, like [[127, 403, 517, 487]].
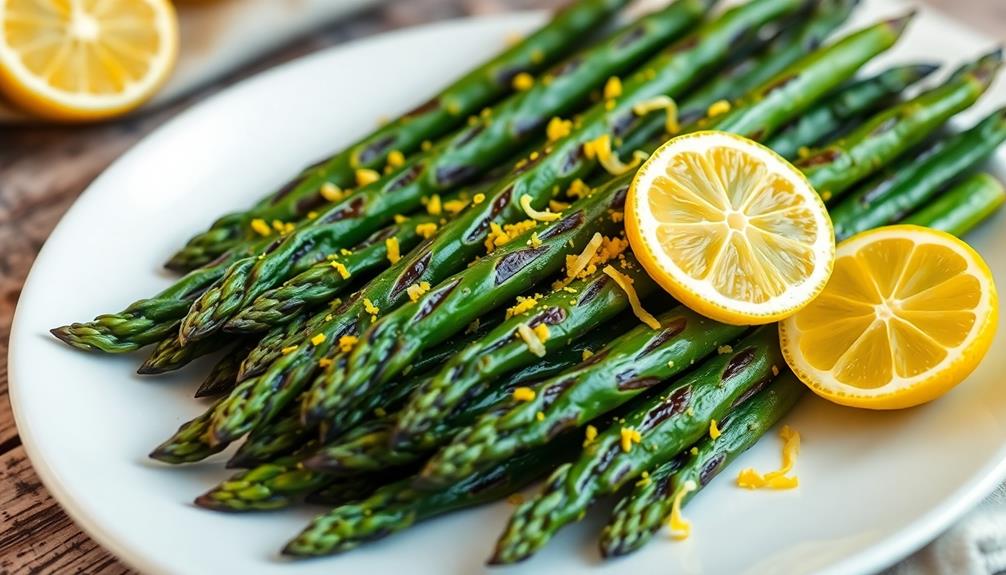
[[51, 0, 1006, 564]]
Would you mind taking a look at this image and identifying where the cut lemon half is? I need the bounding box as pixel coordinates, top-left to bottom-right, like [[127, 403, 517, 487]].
[[625, 131, 835, 325], [780, 225, 998, 410], [0, 0, 178, 121]]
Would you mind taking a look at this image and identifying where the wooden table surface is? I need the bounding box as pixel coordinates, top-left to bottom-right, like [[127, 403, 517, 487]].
[[0, 0, 1002, 573]]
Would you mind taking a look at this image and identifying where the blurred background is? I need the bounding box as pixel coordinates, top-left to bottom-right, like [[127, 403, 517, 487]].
[[0, 0, 1002, 572]]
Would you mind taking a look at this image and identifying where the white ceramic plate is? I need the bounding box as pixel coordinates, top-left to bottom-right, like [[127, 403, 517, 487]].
[[9, 2, 1006, 574]]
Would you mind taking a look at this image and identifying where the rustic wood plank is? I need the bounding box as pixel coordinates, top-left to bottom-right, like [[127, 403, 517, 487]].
[[0, 446, 133, 574]]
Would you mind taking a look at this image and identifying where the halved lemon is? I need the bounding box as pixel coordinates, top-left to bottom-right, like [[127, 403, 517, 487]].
[[625, 131, 835, 325], [0, 0, 178, 121], [780, 225, 998, 410]]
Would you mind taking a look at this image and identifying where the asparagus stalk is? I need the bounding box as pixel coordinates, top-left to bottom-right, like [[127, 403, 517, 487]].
[[798, 49, 1003, 202], [831, 107, 1006, 239], [195, 343, 250, 398], [174, 0, 712, 343], [490, 327, 783, 564], [166, 0, 632, 271], [599, 371, 804, 557], [149, 401, 227, 464], [302, 10, 908, 434], [766, 63, 939, 159], [170, 0, 802, 455], [904, 172, 1006, 235], [283, 438, 576, 557]]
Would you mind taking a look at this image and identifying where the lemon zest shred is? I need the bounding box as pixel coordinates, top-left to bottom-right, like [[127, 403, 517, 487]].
[[443, 199, 468, 214], [718, 345, 733, 355], [536, 411, 546, 422], [330, 261, 351, 279], [386, 150, 406, 168], [280, 345, 298, 355], [546, 117, 572, 142], [668, 479, 698, 540], [363, 298, 380, 316], [533, 323, 550, 343], [310, 334, 326, 346], [393, 214, 408, 224], [581, 349, 593, 361], [406, 281, 431, 303], [603, 76, 622, 100], [318, 358, 333, 368], [527, 232, 542, 248], [549, 199, 570, 212], [707, 99, 732, 118], [709, 419, 721, 440], [520, 194, 561, 222], [636, 470, 651, 487], [583, 424, 598, 447], [737, 425, 800, 490], [632, 95, 680, 134], [415, 222, 438, 239], [385, 237, 401, 265], [583, 134, 645, 176], [250, 219, 272, 237], [604, 265, 661, 329], [566, 233, 604, 278], [355, 169, 380, 186], [512, 72, 534, 91], [516, 323, 546, 358], [338, 335, 359, 353], [472, 193, 486, 205], [620, 427, 642, 452], [506, 295, 539, 319], [320, 182, 345, 203], [512, 387, 536, 402], [426, 194, 442, 216], [566, 178, 591, 199]]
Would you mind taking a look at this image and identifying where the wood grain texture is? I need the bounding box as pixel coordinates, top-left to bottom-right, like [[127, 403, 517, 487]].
[[0, 0, 1002, 573]]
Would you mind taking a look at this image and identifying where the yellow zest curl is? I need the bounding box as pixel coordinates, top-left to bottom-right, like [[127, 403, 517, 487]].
[[604, 265, 661, 329], [520, 194, 561, 222], [737, 425, 800, 490], [668, 479, 697, 540]]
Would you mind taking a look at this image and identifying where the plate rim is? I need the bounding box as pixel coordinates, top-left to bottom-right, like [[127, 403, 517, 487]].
[[8, 6, 1006, 575]]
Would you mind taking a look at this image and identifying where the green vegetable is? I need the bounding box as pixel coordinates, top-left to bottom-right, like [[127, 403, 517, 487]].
[[490, 326, 782, 564], [904, 172, 1006, 236], [599, 371, 804, 557], [165, 0, 633, 271], [832, 107, 1006, 239], [173, 0, 711, 343]]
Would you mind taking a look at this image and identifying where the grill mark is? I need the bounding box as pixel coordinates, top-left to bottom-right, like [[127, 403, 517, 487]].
[[552, 55, 583, 77], [612, 110, 639, 137], [730, 374, 772, 408], [494, 65, 525, 86], [615, 25, 647, 49], [761, 74, 799, 96], [799, 148, 842, 167], [537, 210, 584, 241], [546, 415, 578, 439], [404, 97, 439, 118], [356, 134, 397, 165], [640, 385, 692, 431], [617, 376, 662, 391], [295, 192, 329, 214], [540, 378, 576, 408], [288, 238, 317, 264], [748, 128, 766, 142], [580, 348, 610, 366], [529, 306, 567, 327], [668, 35, 699, 54], [436, 164, 481, 188], [495, 246, 550, 284], [513, 116, 545, 138], [455, 124, 485, 148], [722, 348, 756, 382], [576, 275, 610, 307], [639, 317, 688, 356], [270, 175, 302, 204], [588, 445, 623, 487], [699, 453, 726, 486], [561, 145, 584, 174], [869, 116, 899, 137], [464, 190, 513, 242], [610, 183, 629, 209], [320, 197, 366, 224], [804, 35, 823, 52], [357, 225, 399, 249], [388, 163, 424, 192], [468, 464, 509, 495], [615, 368, 637, 384], [391, 249, 432, 299], [415, 278, 461, 320]]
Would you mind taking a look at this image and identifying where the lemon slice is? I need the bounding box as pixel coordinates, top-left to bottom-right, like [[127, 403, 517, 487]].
[[0, 0, 178, 121], [625, 131, 835, 325], [780, 225, 998, 409]]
